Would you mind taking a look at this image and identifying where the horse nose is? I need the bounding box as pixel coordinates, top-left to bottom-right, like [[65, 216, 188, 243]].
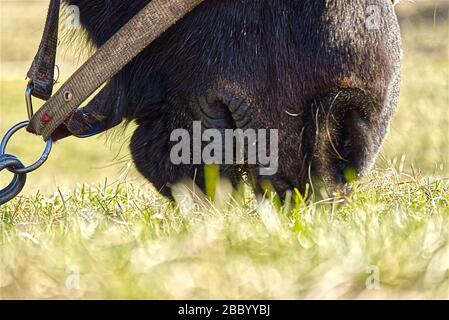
[[311, 88, 376, 189]]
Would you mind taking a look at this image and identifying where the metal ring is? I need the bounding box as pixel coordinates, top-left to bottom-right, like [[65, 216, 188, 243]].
[[0, 154, 27, 206], [0, 121, 52, 174]]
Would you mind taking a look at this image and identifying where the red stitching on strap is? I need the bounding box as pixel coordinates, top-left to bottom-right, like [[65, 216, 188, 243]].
[[42, 113, 52, 123]]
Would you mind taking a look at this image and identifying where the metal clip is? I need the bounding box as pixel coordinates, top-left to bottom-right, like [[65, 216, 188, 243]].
[[25, 84, 34, 120]]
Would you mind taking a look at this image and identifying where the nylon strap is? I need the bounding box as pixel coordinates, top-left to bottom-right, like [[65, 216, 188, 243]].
[[26, 0, 60, 100], [28, 0, 204, 140]]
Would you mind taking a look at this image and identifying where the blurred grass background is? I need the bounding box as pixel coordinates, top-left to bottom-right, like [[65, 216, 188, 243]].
[[0, 0, 448, 300], [0, 0, 140, 194], [1, 0, 448, 194], [381, 0, 449, 177]]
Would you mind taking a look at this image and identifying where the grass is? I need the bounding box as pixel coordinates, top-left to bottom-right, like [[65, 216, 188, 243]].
[[1, 169, 448, 299], [1, 1, 449, 299]]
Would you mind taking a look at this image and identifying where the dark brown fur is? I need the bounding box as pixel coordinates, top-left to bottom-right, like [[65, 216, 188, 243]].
[[66, 0, 402, 197]]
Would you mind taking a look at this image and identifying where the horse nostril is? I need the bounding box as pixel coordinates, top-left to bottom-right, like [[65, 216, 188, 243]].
[[340, 137, 352, 160], [333, 111, 365, 184], [336, 164, 347, 184], [312, 88, 375, 189]]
